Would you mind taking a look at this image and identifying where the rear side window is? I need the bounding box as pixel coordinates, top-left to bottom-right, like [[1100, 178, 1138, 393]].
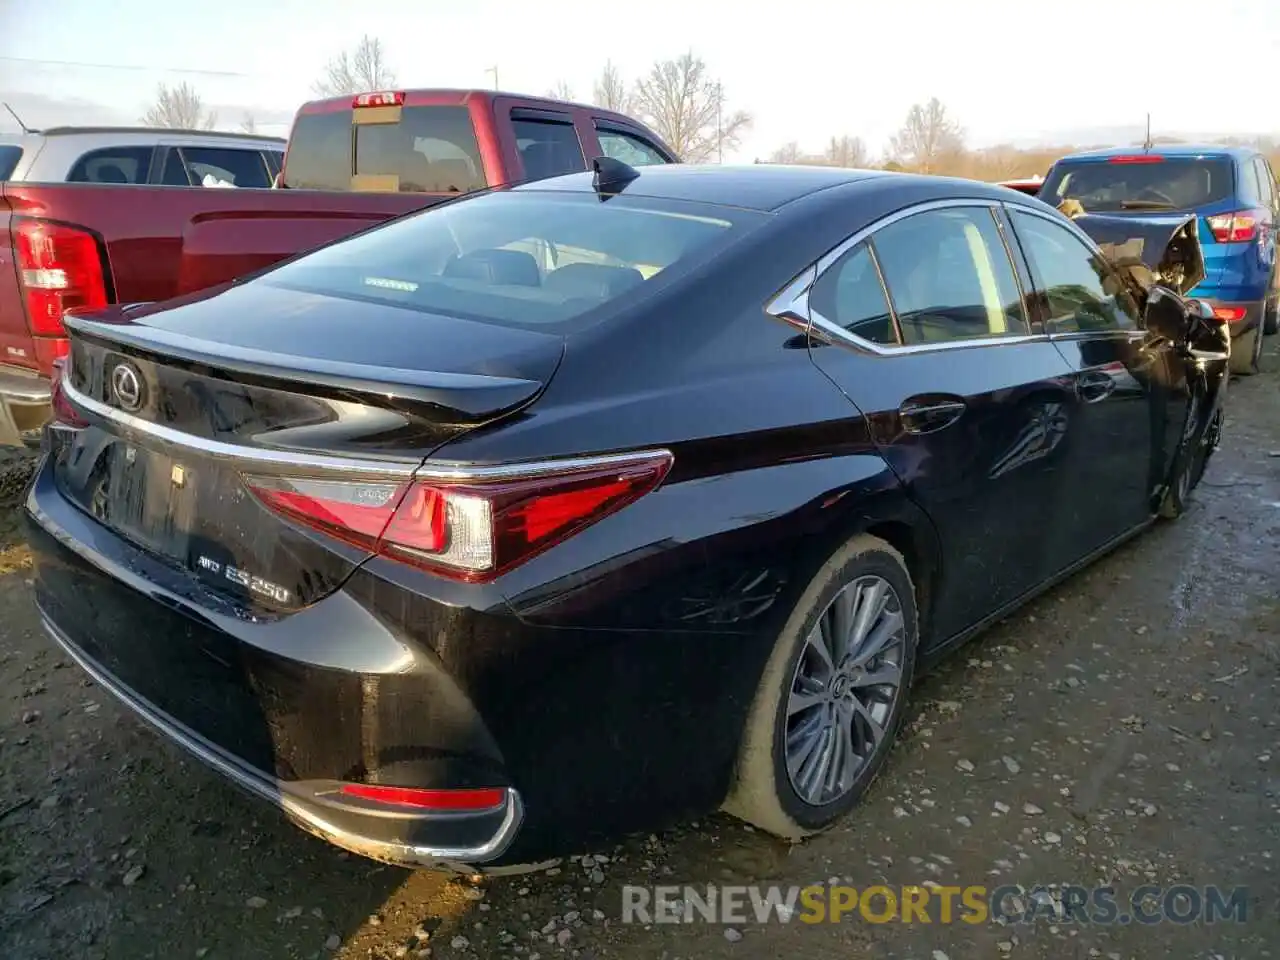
[[182, 147, 272, 188], [597, 128, 669, 166], [1239, 159, 1263, 207], [1253, 157, 1274, 208], [1040, 157, 1234, 212], [871, 207, 1027, 345], [512, 117, 584, 181], [0, 145, 22, 180], [67, 146, 153, 184], [808, 242, 897, 345], [261, 190, 764, 330]]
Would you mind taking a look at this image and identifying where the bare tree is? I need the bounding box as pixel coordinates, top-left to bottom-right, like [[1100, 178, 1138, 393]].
[[141, 82, 217, 130], [767, 141, 803, 164], [888, 97, 965, 173], [824, 135, 868, 168], [239, 113, 258, 135], [313, 35, 398, 97], [631, 52, 751, 163], [592, 60, 631, 113], [546, 80, 575, 101]]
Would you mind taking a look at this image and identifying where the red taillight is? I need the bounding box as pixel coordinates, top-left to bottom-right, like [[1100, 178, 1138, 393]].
[[1206, 210, 1261, 244], [353, 91, 404, 108], [338, 784, 506, 811], [1107, 154, 1164, 164], [244, 450, 674, 582], [1212, 305, 1248, 323], [14, 219, 109, 337], [49, 357, 87, 428]]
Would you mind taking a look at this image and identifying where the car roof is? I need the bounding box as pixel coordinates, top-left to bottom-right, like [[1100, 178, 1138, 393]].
[[514, 164, 901, 212], [1058, 143, 1252, 162]]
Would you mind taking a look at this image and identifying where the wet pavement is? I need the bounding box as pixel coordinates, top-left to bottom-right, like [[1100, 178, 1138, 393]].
[[1, 344, 1277, 960]]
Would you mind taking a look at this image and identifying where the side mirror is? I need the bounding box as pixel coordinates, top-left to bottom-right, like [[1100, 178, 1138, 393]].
[[1144, 285, 1193, 342]]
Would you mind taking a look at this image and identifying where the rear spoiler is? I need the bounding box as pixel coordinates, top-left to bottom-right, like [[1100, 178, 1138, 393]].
[[1064, 206, 1205, 296]]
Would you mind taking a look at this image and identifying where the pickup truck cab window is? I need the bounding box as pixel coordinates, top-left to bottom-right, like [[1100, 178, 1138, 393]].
[[512, 113, 584, 181], [596, 127, 669, 166], [67, 146, 154, 184], [353, 105, 485, 193]]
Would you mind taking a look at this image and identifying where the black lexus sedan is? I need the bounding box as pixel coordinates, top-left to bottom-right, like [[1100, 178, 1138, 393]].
[[24, 161, 1228, 872]]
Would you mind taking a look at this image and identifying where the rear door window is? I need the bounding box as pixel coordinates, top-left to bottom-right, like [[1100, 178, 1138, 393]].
[[871, 206, 1028, 345], [512, 113, 585, 181], [596, 127, 670, 166], [181, 146, 272, 188], [1040, 157, 1235, 212], [67, 146, 154, 184], [0, 145, 22, 180]]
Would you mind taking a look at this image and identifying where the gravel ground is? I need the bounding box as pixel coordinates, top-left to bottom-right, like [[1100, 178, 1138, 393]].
[[2, 344, 1278, 960]]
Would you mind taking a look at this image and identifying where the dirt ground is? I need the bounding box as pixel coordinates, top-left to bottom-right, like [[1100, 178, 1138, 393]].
[[1, 345, 1278, 960]]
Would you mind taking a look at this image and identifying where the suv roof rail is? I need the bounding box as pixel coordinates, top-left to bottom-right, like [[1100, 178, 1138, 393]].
[[37, 125, 287, 143]]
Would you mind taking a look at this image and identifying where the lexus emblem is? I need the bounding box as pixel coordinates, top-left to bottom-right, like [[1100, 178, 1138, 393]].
[[110, 362, 145, 412]]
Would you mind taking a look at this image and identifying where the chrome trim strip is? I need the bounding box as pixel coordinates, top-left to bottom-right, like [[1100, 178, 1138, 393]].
[[61, 376, 420, 478], [765, 198, 1052, 357], [39, 611, 524, 867], [62, 371, 675, 484]]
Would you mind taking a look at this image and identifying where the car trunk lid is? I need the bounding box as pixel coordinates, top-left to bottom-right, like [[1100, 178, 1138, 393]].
[[52, 282, 563, 615]]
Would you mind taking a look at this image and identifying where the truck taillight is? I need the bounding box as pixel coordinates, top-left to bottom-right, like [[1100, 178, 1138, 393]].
[[1206, 210, 1261, 244], [14, 219, 109, 337], [244, 451, 674, 583], [353, 91, 405, 108]]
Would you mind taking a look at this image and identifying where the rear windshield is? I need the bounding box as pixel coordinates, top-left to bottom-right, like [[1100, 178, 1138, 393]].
[[261, 190, 765, 329], [0, 145, 22, 180], [282, 105, 485, 193], [1040, 157, 1234, 212]]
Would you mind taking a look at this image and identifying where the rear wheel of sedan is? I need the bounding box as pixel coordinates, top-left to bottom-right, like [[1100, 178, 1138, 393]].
[[722, 534, 918, 840]]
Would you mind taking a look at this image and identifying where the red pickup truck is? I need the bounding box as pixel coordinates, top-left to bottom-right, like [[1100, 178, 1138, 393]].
[[0, 88, 676, 446]]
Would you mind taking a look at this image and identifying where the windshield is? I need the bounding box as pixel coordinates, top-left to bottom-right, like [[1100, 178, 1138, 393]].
[[0, 145, 22, 180], [261, 189, 766, 329], [1040, 157, 1234, 212]]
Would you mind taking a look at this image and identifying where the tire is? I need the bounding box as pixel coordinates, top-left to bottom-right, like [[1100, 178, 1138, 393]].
[[1159, 401, 1221, 519], [1230, 320, 1263, 376], [721, 534, 918, 840], [1265, 294, 1279, 336]]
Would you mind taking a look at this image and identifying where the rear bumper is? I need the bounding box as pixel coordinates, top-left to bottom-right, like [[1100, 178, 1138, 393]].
[[39, 610, 524, 871], [24, 461, 526, 870], [0, 365, 50, 448]]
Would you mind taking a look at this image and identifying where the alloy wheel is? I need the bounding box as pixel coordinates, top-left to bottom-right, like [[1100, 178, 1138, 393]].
[[784, 575, 907, 807]]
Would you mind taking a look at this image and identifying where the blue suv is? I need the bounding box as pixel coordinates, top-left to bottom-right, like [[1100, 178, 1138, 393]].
[[1039, 145, 1278, 375]]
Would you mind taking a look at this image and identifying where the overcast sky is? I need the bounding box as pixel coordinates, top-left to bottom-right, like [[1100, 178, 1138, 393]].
[[1, 0, 1276, 161]]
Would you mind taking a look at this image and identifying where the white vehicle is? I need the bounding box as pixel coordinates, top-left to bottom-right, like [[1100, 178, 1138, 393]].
[[0, 125, 285, 188]]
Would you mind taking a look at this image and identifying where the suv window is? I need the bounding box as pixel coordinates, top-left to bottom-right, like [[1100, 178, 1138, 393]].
[[67, 146, 153, 184], [1239, 158, 1263, 207], [512, 117, 585, 181], [597, 128, 669, 166], [0, 145, 21, 180], [808, 242, 897, 345], [1253, 157, 1274, 208], [1040, 157, 1234, 212], [181, 146, 272, 188], [870, 206, 1027, 345], [1011, 210, 1141, 334]]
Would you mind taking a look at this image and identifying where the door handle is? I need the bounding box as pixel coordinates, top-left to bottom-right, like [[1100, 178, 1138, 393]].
[[899, 396, 967, 434], [1076, 371, 1116, 403]]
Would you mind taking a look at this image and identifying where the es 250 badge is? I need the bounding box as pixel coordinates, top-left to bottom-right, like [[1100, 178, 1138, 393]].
[[197, 556, 290, 603]]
